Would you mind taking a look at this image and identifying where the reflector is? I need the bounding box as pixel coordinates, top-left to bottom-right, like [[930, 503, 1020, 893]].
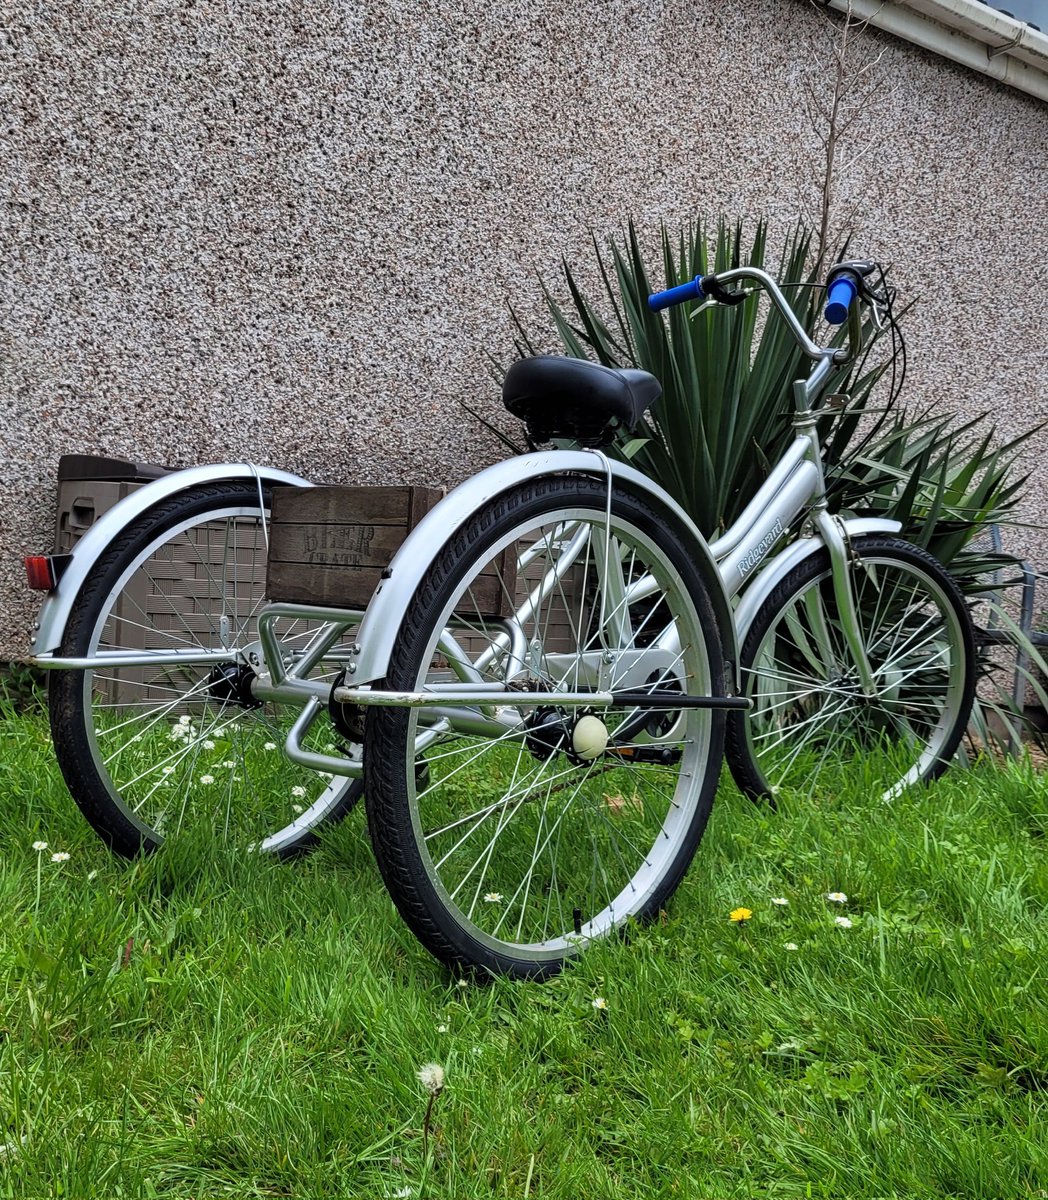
[[24, 556, 56, 590]]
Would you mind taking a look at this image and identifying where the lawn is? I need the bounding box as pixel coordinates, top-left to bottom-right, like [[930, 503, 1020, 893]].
[[1, 706, 1046, 1198]]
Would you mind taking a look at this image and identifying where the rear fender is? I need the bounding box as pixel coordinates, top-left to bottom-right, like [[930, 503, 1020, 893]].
[[348, 450, 738, 689], [31, 463, 311, 657]]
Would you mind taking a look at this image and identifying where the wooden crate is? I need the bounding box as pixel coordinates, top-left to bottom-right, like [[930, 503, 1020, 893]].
[[266, 485, 517, 617]]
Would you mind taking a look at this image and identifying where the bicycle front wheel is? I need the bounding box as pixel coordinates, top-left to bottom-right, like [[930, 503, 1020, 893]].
[[48, 481, 363, 857], [726, 536, 976, 802], [364, 476, 726, 979]]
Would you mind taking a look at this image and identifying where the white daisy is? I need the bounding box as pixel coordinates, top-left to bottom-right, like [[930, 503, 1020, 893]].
[[591, 996, 608, 1010], [50, 851, 70, 863], [32, 841, 47, 852], [826, 891, 848, 904], [200, 774, 215, 785], [834, 916, 853, 929], [771, 897, 789, 906]]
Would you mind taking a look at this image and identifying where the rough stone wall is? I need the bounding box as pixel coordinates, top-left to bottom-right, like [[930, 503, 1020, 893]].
[[2, 0, 1046, 659]]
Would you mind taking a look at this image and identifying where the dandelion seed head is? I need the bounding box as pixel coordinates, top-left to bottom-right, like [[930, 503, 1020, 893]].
[[264, 742, 277, 751], [200, 774, 215, 785], [178, 714, 192, 726], [416, 1062, 445, 1094], [784, 942, 799, 951], [203, 740, 216, 750]]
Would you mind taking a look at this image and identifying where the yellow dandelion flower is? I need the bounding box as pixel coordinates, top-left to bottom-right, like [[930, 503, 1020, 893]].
[[729, 907, 753, 923]]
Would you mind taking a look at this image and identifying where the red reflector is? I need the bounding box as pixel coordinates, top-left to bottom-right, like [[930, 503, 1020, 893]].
[[24, 556, 56, 591]]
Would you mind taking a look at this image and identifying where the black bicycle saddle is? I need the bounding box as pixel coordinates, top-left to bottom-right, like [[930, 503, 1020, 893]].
[[502, 356, 660, 447]]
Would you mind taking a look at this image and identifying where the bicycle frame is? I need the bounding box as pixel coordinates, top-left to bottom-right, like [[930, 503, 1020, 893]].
[[28, 265, 899, 782], [330, 267, 891, 717]]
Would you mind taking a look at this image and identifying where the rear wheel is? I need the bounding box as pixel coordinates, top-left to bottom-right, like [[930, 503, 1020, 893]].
[[726, 536, 976, 802], [364, 476, 726, 979], [48, 481, 363, 857]]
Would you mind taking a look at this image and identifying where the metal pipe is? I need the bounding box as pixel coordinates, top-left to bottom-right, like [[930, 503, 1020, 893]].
[[35, 648, 236, 670], [333, 685, 750, 710]]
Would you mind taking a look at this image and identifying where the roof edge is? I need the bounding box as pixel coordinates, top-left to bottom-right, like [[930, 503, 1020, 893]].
[[822, 0, 1048, 102]]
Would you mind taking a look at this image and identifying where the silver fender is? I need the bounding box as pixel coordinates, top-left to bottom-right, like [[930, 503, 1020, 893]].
[[731, 517, 904, 645], [32, 463, 312, 657], [350, 450, 738, 687]]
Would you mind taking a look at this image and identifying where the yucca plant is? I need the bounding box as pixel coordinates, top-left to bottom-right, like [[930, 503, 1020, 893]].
[[500, 215, 1043, 745]]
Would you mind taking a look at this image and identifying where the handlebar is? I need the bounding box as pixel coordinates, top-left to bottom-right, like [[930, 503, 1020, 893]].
[[824, 275, 858, 325], [647, 260, 881, 363], [648, 276, 705, 312]]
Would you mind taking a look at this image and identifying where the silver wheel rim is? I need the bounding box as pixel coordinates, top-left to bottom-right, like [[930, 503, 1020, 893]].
[[401, 504, 714, 965], [80, 503, 356, 852], [743, 553, 968, 801]]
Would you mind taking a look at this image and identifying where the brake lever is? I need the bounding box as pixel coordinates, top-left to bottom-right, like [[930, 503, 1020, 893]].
[[702, 278, 751, 307], [686, 282, 753, 319], [688, 298, 719, 321]]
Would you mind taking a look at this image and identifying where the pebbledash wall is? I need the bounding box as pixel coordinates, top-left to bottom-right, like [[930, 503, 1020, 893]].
[[1, 0, 1046, 660]]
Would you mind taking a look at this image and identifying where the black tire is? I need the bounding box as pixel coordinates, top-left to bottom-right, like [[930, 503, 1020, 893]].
[[49, 481, 362, 857], [726, 536, 976, 802], [364, 476, 726, 979]]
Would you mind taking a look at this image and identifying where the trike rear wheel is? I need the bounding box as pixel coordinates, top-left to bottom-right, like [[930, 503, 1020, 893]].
[[48, 481, 362, 857], [364, 476, 726, 979]]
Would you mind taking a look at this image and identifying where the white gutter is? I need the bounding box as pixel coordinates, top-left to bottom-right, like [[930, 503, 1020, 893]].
[[823, 0, 1048, 102]]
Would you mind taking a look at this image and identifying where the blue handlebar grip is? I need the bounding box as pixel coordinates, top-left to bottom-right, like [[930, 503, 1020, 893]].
[[648, 276, 705, 312], [824, 276, 858, 325]]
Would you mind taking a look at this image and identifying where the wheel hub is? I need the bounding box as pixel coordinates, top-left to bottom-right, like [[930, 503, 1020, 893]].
[[524, 706, 569, 760], [207, 662, 262, 709]]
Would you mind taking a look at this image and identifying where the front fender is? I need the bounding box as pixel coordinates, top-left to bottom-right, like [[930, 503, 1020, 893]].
[[731, 517, 904, 645], [32, 463, 312, 657], [350, 450, 738, 687]]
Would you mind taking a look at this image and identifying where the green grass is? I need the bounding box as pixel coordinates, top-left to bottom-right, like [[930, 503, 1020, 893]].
[[1, 705, 1047, 1199]]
